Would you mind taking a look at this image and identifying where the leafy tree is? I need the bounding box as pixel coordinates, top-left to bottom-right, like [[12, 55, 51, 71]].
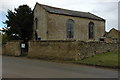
[[2, 33, 9, 44], [4, 5, 33, 41]]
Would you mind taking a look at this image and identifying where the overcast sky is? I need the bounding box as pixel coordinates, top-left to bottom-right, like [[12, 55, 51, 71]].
[[0, 0, 119, 31]]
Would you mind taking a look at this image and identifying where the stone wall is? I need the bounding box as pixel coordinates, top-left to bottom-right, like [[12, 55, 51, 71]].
[[47, 13, 105, 41], [3, 40, 118, 60], [28, 41, 119, 60], [78, 41, 119, 59], [28, 40, 79, 60], [33, 3, 48, 40], [2, 41, 21, 56]]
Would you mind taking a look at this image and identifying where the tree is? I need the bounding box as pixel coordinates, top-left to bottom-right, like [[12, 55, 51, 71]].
[[4, 5, 33, 41], [2, 33, 9, 44]]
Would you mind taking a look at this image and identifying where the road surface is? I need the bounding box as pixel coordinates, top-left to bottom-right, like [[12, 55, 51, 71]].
[[2, 56, 118, 78]]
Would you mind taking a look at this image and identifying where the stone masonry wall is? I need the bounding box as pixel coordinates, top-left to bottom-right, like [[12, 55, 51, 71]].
[[33, 3, 48, 40], [2, 40, 118, 60], [28, 40, 79, 60], [78, 41, 119, 59], [47, 13, 105, 41], [28, 41, 119, 60], [2, 41, 21, 56]]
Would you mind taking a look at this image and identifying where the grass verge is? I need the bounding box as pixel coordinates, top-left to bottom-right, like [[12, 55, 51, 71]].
[[70, 51, 119, 69], [27, 51, 119, 69]]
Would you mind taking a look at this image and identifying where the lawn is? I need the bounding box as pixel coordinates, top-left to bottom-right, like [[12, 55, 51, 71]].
[[74, 51, 119, 68]]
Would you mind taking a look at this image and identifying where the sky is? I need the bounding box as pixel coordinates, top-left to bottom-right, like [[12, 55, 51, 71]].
[[0, 0, 119, 32]]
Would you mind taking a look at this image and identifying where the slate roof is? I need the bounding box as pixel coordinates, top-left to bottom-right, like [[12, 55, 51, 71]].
[[36, 3, 105, 21], [103, 28, 120, 37]]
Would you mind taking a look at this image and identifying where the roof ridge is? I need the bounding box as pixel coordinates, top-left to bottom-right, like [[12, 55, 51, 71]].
[[88, 12, 105, 20], [36, 2, 105, 21], [110, 28, 120, 32], [37, 2, 88, 13]]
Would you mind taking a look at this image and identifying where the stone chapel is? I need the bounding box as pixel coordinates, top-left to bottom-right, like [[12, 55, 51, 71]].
[[32, 2, 105, 41]]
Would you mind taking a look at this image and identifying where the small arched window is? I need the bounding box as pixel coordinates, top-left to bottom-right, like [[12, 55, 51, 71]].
[[66, 19, 74, 39], [35, 18, 38, 29], [88, 22, 94, 39]]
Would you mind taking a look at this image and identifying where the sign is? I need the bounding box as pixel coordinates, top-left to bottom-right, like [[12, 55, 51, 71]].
[[21, 43, 25, 48]]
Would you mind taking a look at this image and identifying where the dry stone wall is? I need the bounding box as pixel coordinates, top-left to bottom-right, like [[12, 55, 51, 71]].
[[78, 41, 119, 59], [2, 41, 21, 56], [2, 40, 119, 60], [28, 40, 119, 60], [28, 40, 79, 60]]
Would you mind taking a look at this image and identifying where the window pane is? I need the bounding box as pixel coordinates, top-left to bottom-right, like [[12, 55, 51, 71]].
[[67, 19, 74, 39], [89, 22, 94, 39], [35, 18, 38, 29]]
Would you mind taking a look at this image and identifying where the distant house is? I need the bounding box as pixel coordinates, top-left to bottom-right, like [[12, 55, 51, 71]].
[[103, 28, 120, 43], [32, 2, 105, 42]]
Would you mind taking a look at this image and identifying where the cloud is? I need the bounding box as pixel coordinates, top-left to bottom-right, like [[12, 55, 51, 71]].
[[0, 0, 119, 11], [90, 2, 118, 31], [0, 0, 119, 31]]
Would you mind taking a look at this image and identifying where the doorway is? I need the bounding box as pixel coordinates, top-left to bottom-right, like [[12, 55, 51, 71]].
[[20, 41, 28, 56]]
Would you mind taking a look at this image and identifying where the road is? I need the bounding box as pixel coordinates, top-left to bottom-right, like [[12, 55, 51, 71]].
[[2, 56, 118, 78]]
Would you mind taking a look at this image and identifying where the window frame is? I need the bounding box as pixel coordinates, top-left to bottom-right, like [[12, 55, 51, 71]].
[[88, 22, 94, 39], [66, 19, 74, 39], [35, 18, 38, 29]]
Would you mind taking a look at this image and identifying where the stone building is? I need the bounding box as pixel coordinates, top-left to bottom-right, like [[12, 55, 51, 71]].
[[32, 2, 105, 42], [103, 28, 120, 43]]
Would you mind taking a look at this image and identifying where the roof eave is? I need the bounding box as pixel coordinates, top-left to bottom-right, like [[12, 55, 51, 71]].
[[47, 11, 105, 21]]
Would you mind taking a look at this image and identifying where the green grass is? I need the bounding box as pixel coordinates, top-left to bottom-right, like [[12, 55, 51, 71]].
[[74, 51, 119, 68], [30, 51, 119, 69]]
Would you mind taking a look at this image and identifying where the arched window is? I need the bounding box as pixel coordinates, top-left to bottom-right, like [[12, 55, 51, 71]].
[[35, 32, 38, 40], [66, 19, 74, 39], [35, 18, 38, 29], [88, 22, 94, 39]]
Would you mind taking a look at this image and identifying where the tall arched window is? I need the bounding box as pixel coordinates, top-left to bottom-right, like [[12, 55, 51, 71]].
[[66, 19, 74, 39], [88, 22, 94, 39], [35, 18, 38, 29], [35, 18, 38, 40], [35, 32, 38, 40]]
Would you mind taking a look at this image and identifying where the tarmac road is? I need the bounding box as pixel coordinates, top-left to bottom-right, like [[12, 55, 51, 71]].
[[2, 56, 118, 78]]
